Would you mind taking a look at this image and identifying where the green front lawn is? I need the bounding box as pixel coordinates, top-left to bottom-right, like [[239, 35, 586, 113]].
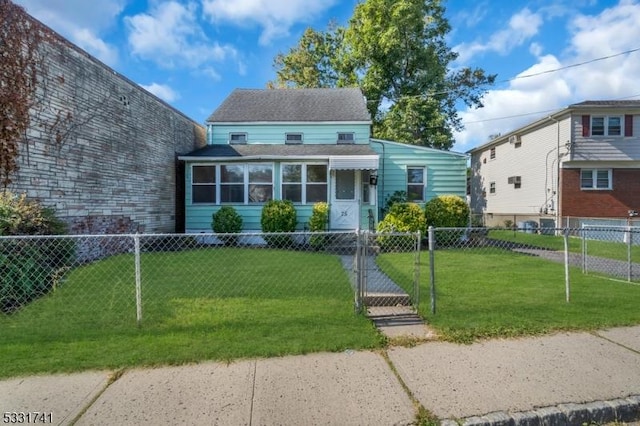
[[0, 248, 382, 378], [377, 247, 640, 343]]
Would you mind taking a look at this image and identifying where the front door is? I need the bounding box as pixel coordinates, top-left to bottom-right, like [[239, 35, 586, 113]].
[[330, 170, 360, 230]]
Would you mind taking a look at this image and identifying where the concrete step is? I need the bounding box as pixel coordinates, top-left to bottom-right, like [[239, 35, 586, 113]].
[[363, 293, 412, 307]]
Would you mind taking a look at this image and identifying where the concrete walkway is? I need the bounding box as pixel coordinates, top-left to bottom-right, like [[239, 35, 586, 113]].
[[514, 247, 640, 281], [2, 326, 640, 425]]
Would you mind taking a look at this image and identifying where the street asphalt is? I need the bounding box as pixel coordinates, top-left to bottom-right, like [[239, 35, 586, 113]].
[[2, 325, 640, 425]]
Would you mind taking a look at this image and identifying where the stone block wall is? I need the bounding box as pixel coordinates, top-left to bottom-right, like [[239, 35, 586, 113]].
[[7, 16, 206, 234]]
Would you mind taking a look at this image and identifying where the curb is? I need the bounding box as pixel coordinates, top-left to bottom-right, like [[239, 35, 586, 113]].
[[440, 395, 640, 426]]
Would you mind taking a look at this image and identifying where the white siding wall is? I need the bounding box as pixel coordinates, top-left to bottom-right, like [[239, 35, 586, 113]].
[[470, 117, 571, 215]]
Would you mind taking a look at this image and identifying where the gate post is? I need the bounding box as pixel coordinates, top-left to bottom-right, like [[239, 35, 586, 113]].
[[354, 230, 363, 313], [428, 226, 436, 315]]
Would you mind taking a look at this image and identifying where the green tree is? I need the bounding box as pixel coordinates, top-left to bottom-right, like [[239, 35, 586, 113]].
[[269, 26, 355, 89], [270, 0, 495, 150]]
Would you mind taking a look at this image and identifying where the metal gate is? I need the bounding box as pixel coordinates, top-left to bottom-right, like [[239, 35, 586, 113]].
[[353, 231, 420, 312]]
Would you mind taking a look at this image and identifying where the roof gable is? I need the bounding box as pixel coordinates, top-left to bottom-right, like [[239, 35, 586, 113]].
[[207, 88, 372, 123]]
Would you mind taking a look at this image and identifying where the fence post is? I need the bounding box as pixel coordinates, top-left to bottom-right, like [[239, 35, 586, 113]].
[[134, 233, 142, 325], [563, 228, 570, 303], [628, 225, 632, 282], [428, 226, 436, 315], [581, 224, 586, 274], [414, 231, 420, 311], [354, 230, 363, 313]]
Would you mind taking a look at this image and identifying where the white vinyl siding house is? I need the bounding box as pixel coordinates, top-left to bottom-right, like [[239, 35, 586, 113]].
[[469, 100, 640, 225]]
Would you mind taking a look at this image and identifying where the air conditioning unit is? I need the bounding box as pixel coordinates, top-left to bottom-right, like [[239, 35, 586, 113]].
[[508, 135, 521, 145], [507, 176, 514, 184], [508, 176, 522, 184]]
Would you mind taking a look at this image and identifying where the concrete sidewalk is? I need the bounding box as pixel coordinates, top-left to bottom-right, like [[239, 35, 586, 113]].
[[2, 326, 640, 425]]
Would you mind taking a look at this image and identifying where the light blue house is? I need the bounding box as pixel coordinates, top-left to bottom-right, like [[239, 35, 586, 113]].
[[179, 88, 467, 233]]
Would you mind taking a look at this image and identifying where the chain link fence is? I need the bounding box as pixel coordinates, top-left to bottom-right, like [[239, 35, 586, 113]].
[[423, 226, 640, 314], [0, 231, 420, 335]]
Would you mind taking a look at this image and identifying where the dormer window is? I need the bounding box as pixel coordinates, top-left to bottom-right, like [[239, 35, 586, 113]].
[[337, 132, 354, 144], [229, 133, 247, 144], [286, 133, 303, 144]]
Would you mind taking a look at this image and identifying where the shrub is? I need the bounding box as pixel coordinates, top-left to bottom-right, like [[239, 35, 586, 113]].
[[0, 192, 67, 236], [383, 190, 407, 215], [261, 200, 297, 247], [424, 195, 470, 246], [308, 202, 328, 250], [212, 206, 243, 246], [376, 202, 425, 251], [0, 192, 73, 313]]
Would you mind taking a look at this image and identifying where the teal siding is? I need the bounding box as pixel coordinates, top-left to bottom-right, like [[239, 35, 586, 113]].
[[184, 136, 467, 232], [370, 140, 467, 209], [209, 124, 371, 145]]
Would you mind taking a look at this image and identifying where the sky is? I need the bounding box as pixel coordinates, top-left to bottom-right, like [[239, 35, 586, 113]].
[[13, 0, 640, 152]]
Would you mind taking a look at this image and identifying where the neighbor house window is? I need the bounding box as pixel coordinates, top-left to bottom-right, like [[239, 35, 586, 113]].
[[192, 165, 216, 203], [337, 132, 354, 144], [591, 116, 622, 136], [407, 167, 425, 201], [229, 132, 247, 144], [580, 169, 612, 190], [285, 133, 303, 144], [489, 182, 496, 194], [282, 164, 328, 204], [490, 147, 496, 159]]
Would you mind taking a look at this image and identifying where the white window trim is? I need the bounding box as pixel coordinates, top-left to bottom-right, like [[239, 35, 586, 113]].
[[580, 168, 612, 190], [591, 116, 623, 137], [337, 132, 355, 144], [281, 162, 328, 204], [229, 132, 248, 144], [191, 164, 216, 204], [407, 166, 426, 202], [489, 181, 496, 195], [285, 133, 303, 144], [217, 162, 274, 204]]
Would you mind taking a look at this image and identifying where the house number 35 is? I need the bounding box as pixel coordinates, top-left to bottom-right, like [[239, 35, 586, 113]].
[[340, 210, 348, 217]]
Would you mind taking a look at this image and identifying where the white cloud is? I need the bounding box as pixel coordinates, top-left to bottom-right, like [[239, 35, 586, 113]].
[[454, 1, 640, 151], [125, 1, 237, 68], [140, 83, 180, 103], [72, 28, 119, 66], [13, 0, 124, 66], [202, 0, 338, 45], [454, 8, 543, 64]]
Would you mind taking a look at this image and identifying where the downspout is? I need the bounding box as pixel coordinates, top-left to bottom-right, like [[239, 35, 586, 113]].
[[369, 139, 385, 221], [548, 115, 561, 230]]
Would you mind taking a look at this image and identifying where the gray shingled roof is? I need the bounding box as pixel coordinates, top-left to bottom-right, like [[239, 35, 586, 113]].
[[570, 100, 640, 107], [207, 88, 372, 123], [180, 143, 378, 159]]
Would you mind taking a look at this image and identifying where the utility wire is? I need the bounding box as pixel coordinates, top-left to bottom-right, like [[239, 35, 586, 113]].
[[367, 46, 640, 103], [499, 46, 640, 84], [462, 92, 640, 125]]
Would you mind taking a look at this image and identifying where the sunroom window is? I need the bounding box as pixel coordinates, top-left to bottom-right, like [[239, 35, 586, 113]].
[[192, 165, 215, 203], [282, 164, 328, 204]]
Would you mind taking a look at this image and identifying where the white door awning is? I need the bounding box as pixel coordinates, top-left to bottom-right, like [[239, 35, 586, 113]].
[[329, 155, 379, 170]]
